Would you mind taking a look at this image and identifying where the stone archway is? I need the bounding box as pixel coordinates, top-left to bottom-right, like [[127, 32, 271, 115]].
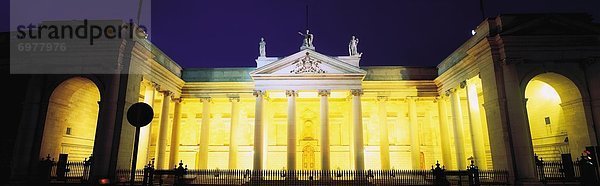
[[524, 72, 593, 160], [40, 77, 101, 162]]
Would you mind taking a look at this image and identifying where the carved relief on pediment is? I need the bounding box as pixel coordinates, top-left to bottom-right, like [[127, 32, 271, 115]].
[[289, 52, 326, 74]]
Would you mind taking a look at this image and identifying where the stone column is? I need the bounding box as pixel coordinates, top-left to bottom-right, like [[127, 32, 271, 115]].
[[449, 88, 467, 169], [90, 70, 122, 181], [466, 84, 487, 169], [377, 96, 391, 170], [319, 90, 331, 171], [156, 90, 172, 169], [348, 101, 355, 169], [351, 89, 365, 170], [500, 60, 538, 182], [253, 90, 265, 170], [197, 97, 211, 169], [407, 97, 421, 169], [228, 97, 240, 169], [436, 96, 453, 169], [168, 98, 182, 168], [137, 82, 156, 168], [286, 90, 298, 172], [262, 105, 269, 169], [11, 77, 44, 179]]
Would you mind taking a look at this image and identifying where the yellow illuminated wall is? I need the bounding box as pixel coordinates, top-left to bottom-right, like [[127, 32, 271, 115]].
[[145, 96, 459, 170], [137, 85, 497, 170], [40, 77, 100, 162], [526, 80, 566, 160], [525, 72, 595, 161]]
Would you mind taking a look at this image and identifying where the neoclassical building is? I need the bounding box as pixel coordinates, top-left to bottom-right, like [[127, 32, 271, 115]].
[[10, 13, 600, 183]]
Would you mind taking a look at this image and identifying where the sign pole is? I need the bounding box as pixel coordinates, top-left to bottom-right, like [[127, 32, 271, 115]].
[[130, 127, 141, 186], [126, 102, 153, 186]]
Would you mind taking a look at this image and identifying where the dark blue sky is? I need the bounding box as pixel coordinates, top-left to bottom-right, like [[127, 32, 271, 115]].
[[6, 0, 600, 68], [151, 0, 600, 68]]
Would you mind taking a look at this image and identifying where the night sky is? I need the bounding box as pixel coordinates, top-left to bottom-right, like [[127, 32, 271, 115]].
[[151, 0, 599, 68], [6, 0, 600, 68]]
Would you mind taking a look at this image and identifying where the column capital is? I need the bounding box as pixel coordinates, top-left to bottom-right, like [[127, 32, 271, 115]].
[[151, 81, 159, 88], [285, 90, 298, 97], [142, 79, 157, 88], [160, 90, 172, 96], [459, 81, 467, 89], [172, 98, 183, 103], [377, 96, 388, 102], [318, 89, 331, 97], [445, 88, 457, 96], [229, 97, 240, 102], [252, 90, 265, 97], [150, 82, 162, 92], [434, 96, 447, 103], [200, 97, 211, 103], [350, 89, 363, 96]]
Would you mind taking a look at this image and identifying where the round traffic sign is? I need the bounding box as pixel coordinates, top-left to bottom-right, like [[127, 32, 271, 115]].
[[127, 102, 154, 127]]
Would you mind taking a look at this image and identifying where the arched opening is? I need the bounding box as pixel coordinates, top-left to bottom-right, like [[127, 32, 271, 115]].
[[525, 72, 592, 161], [40, 77, 101, 162]]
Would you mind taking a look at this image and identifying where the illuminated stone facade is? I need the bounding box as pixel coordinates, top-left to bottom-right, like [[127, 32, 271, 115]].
[[141, 50, 445, 172], [11, 14, 600, 184]]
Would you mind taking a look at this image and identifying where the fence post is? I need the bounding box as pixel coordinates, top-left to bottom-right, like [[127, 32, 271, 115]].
[[82, 154, 93, 183], [37, 154, 54, 184], [142, 163, 150, 186], [559, 153, 575, 180], [56, 154, 69, 181], [432, 161, 449, 185], [173, 160, 188, 185], [145, 159, 155, 186], [534, 154, 546, 184], [467, 160, 480, 186], [243, 169, 250, 180]]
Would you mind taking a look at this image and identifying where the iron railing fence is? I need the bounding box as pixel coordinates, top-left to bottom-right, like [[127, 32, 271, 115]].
[[117, 162, 509, 185], [38, 159, 92, 183], [478, 169, 511, 185], [36, 157, 509, 185], [115, 169, 145, 184], [535, 160, 581, 182]]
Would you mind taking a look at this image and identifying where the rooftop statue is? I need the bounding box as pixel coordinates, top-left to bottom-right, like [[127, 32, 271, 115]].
[[259, 37, 266, 57], [349, 35, 360, 56], [298, 30, 315, 50]]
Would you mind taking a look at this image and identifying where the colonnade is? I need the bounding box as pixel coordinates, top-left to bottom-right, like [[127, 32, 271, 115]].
[[140, 85, 489, 171], [437, 81, 488, 170]]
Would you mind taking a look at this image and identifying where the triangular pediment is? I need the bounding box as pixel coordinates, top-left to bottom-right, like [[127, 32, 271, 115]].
[[250, 49, 366, 77], [501, 15, 600, 36]]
